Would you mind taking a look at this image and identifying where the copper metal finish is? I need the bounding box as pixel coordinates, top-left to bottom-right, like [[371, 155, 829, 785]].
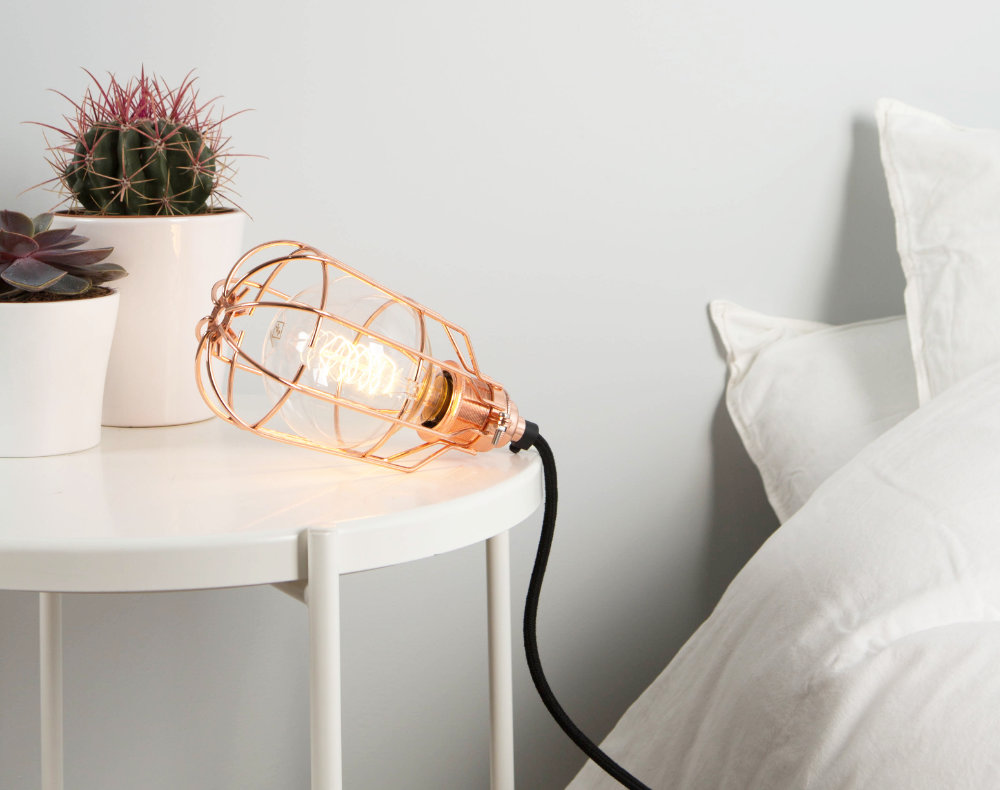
[[195, 240, 526, 472]]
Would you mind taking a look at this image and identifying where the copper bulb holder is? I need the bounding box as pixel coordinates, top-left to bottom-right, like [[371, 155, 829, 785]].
[[195, 240, 525, 471]]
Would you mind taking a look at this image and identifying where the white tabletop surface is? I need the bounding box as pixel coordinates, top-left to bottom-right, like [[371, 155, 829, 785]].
[[0, 418, 542, 593]]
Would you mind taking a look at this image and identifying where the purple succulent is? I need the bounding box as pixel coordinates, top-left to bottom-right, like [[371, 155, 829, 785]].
[[0, 210, 126, 301]]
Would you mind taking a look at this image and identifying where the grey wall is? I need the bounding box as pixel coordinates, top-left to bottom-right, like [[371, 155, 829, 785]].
[[0, 1, 992, 787]]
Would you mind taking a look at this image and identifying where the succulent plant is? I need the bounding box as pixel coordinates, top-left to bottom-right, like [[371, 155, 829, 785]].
[[37, 69, 244, 216], [0, 210, 126, 301]]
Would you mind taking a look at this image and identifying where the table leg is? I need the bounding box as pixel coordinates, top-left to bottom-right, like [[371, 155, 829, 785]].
[[39, 592, 64, 790], [486, 531, 515, 790], [308, 529, 343, 790]]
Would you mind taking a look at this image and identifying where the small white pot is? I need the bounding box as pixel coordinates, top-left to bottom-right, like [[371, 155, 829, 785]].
[[53, 211, 246, 427], [0, 290, 119, 457]]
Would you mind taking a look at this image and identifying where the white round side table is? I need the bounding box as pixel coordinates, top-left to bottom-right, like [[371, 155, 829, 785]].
[[0, 418, 543, 790]]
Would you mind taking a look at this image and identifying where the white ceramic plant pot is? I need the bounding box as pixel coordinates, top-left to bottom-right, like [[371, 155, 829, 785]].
[[0, 291, 119, 457], [53, 211, 245, 427]]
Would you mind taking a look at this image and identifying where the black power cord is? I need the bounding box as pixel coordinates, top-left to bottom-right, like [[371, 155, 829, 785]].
[[511, 426, 652, 790]]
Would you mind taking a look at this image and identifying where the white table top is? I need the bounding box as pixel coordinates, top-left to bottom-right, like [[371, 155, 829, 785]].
[[0, 418, 542, 593]]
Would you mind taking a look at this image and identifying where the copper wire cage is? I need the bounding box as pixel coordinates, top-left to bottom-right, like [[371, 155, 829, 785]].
[[195, 241, 526, 472]]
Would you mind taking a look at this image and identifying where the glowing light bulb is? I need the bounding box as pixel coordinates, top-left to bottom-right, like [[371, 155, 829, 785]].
[[260, 277, 430, 451], [196, 241, 529, 471]]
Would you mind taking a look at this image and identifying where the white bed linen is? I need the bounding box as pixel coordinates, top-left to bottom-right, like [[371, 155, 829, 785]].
[[568, 360, 1000, 789]]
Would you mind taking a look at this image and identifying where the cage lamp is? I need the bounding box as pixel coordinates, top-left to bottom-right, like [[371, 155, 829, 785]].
[[195, 240, 537, 470]]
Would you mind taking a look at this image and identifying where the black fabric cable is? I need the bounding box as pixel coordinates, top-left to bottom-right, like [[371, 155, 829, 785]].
[[511, 427, 653, 790]]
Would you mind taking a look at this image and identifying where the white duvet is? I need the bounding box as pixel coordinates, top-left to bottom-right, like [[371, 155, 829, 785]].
[[568, 361, 1000, 789]]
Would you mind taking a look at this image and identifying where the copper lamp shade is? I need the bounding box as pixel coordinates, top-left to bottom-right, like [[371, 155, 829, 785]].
[[195, 241, 527, 471]]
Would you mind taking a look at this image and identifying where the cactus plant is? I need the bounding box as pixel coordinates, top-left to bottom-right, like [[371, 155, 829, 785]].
[[37, 70, 243, 216], [0, 210, 125, 301]]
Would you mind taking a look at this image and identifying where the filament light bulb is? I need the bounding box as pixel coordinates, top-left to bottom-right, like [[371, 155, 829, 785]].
[[260, 278, 429, 451]]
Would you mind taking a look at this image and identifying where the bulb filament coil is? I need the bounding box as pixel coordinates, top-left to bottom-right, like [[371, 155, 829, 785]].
[[297, 329, 402, 396]]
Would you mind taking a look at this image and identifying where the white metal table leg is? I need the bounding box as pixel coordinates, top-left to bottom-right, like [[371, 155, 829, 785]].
[[39, 592, 64, 790], [308, 529, 343, 790], [486, 531, 515, 790]]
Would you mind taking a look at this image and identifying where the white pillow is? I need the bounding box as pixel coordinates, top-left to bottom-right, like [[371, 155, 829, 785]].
[[878, 98, 1000, 402], [710, 301, 917, 522]]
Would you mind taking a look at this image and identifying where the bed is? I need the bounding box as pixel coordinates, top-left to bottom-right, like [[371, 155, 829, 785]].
[[567, 98, 1000, 789]]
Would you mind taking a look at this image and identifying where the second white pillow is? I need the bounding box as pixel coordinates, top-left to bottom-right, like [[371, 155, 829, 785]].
[[710, 301, 918, 522]]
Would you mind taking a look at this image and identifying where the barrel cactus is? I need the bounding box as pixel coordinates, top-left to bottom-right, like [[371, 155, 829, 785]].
[[39, 70, 243, 216], [0, 210, 126, 301]]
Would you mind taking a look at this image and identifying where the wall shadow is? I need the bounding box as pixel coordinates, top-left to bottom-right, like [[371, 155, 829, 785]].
[[702, 394, 778, 618], [821, 117, 905, 324]]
